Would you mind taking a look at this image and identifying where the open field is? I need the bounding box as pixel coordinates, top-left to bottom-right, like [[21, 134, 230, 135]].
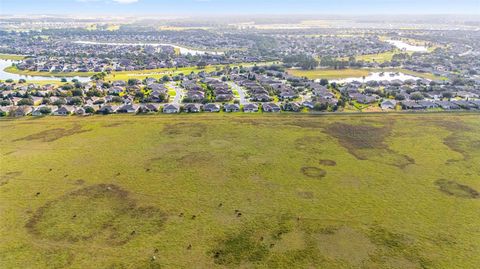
[[287, 69, 371, 80], [3, 62, 276, 81], [0, 54, 27, 61], [288, 68, 446, 81], [355, 51, 397, 63], [1, 113, 480, 268], [3, 66, 96, 78]]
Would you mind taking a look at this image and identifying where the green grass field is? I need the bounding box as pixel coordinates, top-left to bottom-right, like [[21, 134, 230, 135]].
[[1, 113, 479, 268], [0, 54, 27, 61], [287, 69, 371, 80]]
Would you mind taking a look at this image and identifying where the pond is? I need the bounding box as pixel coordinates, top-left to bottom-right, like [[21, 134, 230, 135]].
[[73, 41, 223, 56], [0, 60, 91, 82], [329, 72, 425, 84], [386, 40, 428, 52]]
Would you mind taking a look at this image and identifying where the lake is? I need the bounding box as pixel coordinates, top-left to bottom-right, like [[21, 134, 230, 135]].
[[329, 72, 425, 84], [386, 40, 428, 52], [0, 59, 91, 82], [73, 41, 223, 56]]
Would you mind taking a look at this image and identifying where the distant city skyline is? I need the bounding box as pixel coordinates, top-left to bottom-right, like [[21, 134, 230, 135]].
[[1, 0, 479, 15]]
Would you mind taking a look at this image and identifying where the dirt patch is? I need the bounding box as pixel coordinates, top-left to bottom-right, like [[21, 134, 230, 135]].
[[297, 191, 314, 199], [211, 228, 270, 266], [435, 179, 479, 199], [13, 125, 91, 142], [0, 171, 22, 186], [102, 122, 123, 128], [43, 248, 75, 269], [325, 122, 390, 160], [316, 226, 376, 266], [161, 122, 207, 138], [26, 184, 167, 245], [294, 136, 324, 151], [301, 167, 327, 178], [319, 159, 337, 166], [368, 225, 429, 268]]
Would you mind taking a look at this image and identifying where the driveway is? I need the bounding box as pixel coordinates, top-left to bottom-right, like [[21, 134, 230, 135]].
[[227, 82, 248, 105], [166, 82, 184, 104]]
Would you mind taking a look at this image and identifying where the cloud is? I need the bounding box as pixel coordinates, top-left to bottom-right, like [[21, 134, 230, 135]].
[[76, 0, 139, 3], [111, 0, 139, 3]]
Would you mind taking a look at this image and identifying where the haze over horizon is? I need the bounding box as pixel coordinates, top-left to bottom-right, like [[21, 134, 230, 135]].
[[1, 0, 479, 16]]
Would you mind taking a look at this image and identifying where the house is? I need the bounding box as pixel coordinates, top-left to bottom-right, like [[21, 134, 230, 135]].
[[12, 106, 33, 117], [163, 104, 180, 114], [282, 102, 302, 112], [452, 100, 476, 109], [402, 101, 423, 110], [381, 100, 397, 110], [224, 104, 240, 112], [278, 90, 297, 100], [262, 103, 281, 112], [184, 103, 202, 113], [302, 101, 315, 109], [74, 107, 86, 115], [32, 105, 52, 116], [203, 103, 221, 112], [117, 104, 140, 114], [251, 94, 271, 102], [53, 106, 74, 116], [243, 103, 259, 113], [435, 101, 460, 110], [417, 101, 437, 109], [138, 103, 160, 113], [98, 105, 118, 114]]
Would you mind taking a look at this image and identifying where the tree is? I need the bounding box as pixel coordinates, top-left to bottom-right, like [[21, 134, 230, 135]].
[[313, 102, 328, 111], [52, 99, 66, 106], [71, 88, 83, 97], [17, 98, 34, 106], [128, 79, 139, 86], [39, 107, 52, 115], [410, 93, 424, 101], [61, 78, 67, 83], [85, 107, 95, 114], [18, 79, 26, 84], [68, 97, 83, 106], [319, 79, 329, 86], [442, 92, 453, 100], [111, 96, 123, 103], [197, 61, 207, 69]]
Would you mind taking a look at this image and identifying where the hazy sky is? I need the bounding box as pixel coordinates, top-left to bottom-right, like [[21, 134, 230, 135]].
[[1, 0, 479, 15]]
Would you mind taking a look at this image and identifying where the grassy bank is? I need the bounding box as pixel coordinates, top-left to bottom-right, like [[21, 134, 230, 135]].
[[0, 113, 479, 268], [287, 68, 371, 80], [0, 53, 27, 61]]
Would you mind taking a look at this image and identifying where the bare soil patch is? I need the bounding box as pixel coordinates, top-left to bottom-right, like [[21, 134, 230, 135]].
[[325, 122, 390, 160], [14, 125, 91, 142], [319, 159, 337, 166], [26, 184, 167, 245], [301, 167, 327, 178], [161, 122, 207, 137], [0, 171, 22, 186], [435, 179, 479, 199]]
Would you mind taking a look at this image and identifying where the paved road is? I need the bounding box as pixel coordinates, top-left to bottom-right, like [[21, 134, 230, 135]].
[[167, 82, 184, 104], [227, 82, 248, 105]]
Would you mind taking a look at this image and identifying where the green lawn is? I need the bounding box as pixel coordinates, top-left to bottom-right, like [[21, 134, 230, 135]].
[[0, 54, 28, 61], [4, 66, 95, 78], [356, 51, 397, 63], [287, 69, 371, 80], [1, 113, 479, 268]]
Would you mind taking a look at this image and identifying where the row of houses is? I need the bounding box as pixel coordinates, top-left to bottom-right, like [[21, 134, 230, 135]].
[[1, 101, 309, 117]]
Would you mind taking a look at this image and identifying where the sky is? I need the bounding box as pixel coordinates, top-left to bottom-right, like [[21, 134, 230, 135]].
[[1, 0, 479, 15]]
